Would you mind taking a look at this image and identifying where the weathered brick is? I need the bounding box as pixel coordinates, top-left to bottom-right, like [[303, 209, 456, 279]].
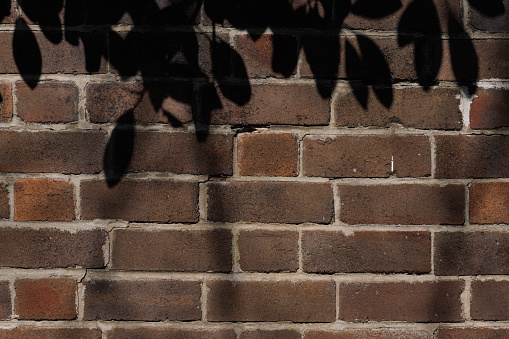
[[16, 82, 79, 123], [241, 329, 301, 339], [15, 278, 76, 320], [238, 230, 299, 272], [14, 178, 74, 222], [207, 280, 335, 322], [84, 279, 201, 321], [238, 133, 298, 176], [338, 281, 463, 322], [437, 327, 509, 338], [470, 182, 509, 224], [0, 281, 10, 320], [81, 180, 198, 222], [107, 328, 236, 339], [303, 231, 431, 274], [0, 0, 16, 24], [335, 86, 461, 129], [469, 0, 509, 32], [207, 181, 333, 224], [436, 135, 509, 178], [0, 184, 9, 219], [470, 89, 509, 129], [0, 131, 107, 173], [0, 83, 13, 122], [305, 329, 430, 339], [303, 135, 431, 177], [339, 184, 465, 225], [0, 327, 101, 339], [0, 227, 106, 268], [111, 228, 232, 272], [472, 280, 509, 320]]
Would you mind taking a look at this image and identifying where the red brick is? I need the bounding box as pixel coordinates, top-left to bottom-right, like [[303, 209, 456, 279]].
[[338, 281, 463, 322], [84, 279, 201, 321], [335, 86, 461, 129], [305, 329, 430, 339], [472, 280, 509, 320], [111, 228, 232, 272], [303, 135, 431, 177], [16, 82, 79, 123], [0, 327, 101, 339], [469, 1, 509, 32], [470, 89, 509, 129], [238, 230, 299, 272], [435, 231, 509, 275], [339, 184, 465, 225], [436, 135, 509, 178], [470, 182, 509, 224], [241, 329, 301, 339], [0, 227, 106, 268], [206, 84, 330, 125], [14, 178, 74, 222], [0, 184, 9, 219], [207, 280, 335, 322], [0, 83, 13, 122], [15, 278, 76, 320], [303, 231, 431, 274], [86, 82, 192, 124], [81, 180, 198, 222], [238, 133, 298, 176], [0, 130, 107, 173], [107, 328, 236, 339], [207, 181, 333, 224], [0, 281, 10, 320], [437, 327, 509, 338]]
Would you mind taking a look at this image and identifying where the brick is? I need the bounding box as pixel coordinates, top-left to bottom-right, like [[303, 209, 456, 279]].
[[302, 231, 431, 274], [0, 131, 107, 173], [335, 86, 461, 129], [207, 280, 335, 322], [111, 228, 232, 272], [0, 0, 16, 24], [472, 280, 509, 320], [14, 178, 74, 222], [0, 227, 106, 268], [241, 329, 301, 339], [435, 231, 509, 275], [303, 135, 431, 177], [339, 184, 465, 225], [16, 82, 78, 123], [469, 0, 509, 32], [15, 278, 76, 320], [470, 182, 509, 224], [437, 327, 509, 338], [86, 82, 192, 124], [0, 327, 101, 339], [0, 281, 10, 320], [207, 182, 333, 224], [338, 281, 463, 322], [238, 133, 298, 176], [436, 135, 509, 178], [0, 184, 9, 219], [205, 84, 330, 125], [107, 328, 236, 339], [81, 180, 198, 222], [305, 329, 430, 339], [470, 89, 509, 129], [0, 83, 13, 122], [84, 279, 201, 321], [238, 230, 299, 272]]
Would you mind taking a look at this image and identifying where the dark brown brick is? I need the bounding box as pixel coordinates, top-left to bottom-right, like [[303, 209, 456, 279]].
[[305, 329, 430, 339], [470, 182, 509, 224], [0, 227, 106, 268], [0, 83, 13, 122], [0, 281, 10, 320], [338, 281, 463, 322], [241, 329, 301, 339], [436, 135, 509, 178], [84, 279, 201, 321], [16, 82, 79, 123], [303, 231, 431, 274], [472, 280, 509, 320], [0, 184, 9, 219], [14, 178, 74, 221], [81, 180, 198, 222], [469, 0, 509, 32], [0, 327, 101, 339], [206, 84, 330, 125], [0, 131, 107, 173], [0, 0, 16, 24], [238, 133, 298, 176], [15, 278, 76, 320], [107, 328, 236, 339], [437, 327, 509, 338], [238, 230, 299, 272], [470, 89, 509, 129], [339, 184, 465, 225], [111, 228, 232, 272], [303, 135, 431, 177], [335, 86, 461, 130], [207, 280, 335, 322], [207, 181, 333, 224]]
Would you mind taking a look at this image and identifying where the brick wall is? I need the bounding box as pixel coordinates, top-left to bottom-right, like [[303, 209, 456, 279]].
[[0, 0, 508, 337]]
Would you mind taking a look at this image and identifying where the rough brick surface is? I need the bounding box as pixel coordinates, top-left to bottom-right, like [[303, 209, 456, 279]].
[[302, 231, 431, 273], [0, 83, 13, 122], [0, 184, 9, 219], [437, 327, 509, 338], [14, 178, 74, 221], [338, 281, 464, 322], [0, 281, 10, 320], [470, 89, 509, 129], [470, 1, 509, 32], [207, 280, 335, 322], [107, 328, 236, 339], [111, 228, 232, 272], [470, 182, 509, 224], [15, 278, 76, 320], [471, 280, 509, 320], [303, 135, 431, 177], [241, 329, 301, 339], [0, 227, 106, 268], [339, 184, 465, 225], [0, 328, 101, 339], [84, 279, 201, 321], [207, 182, 333, 224], [305, 329, 430, 339]]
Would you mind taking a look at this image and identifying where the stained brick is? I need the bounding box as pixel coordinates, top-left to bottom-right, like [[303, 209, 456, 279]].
[[107, 328, 236, 339], [0, 83, 13, 122], [241, 329, 301, 339], [0, 327, 101, 339], [0, 184, 9, 219], [470, 89, 509, 129], [305, 329, 431, 339], [437, 327, 509, 338], [0, 281, 10, 320], [472, 280, 509, 320], [469, 0, 509, 32], [470, 182, 509, 224]]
